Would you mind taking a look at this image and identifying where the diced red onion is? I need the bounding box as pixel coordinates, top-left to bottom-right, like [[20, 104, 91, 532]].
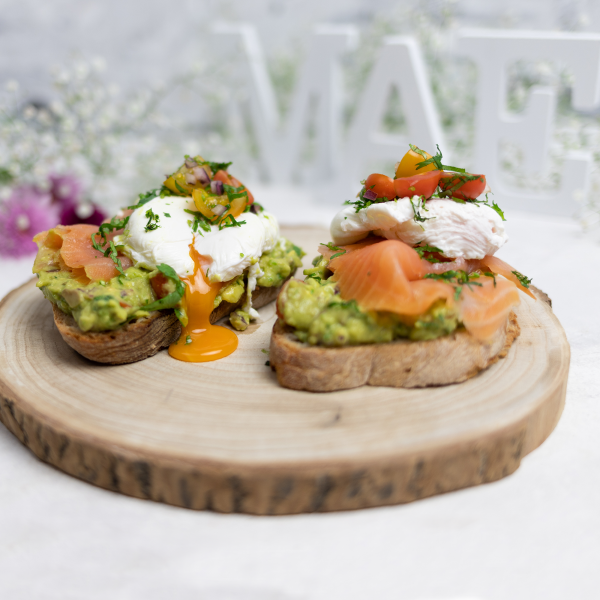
[[185, 158, 197, 169], [193, 166, 210, 185], [211, 180, 224, 195], [212, 204, 227, 216], [363, 189, 377, 201], [185, 173, 197, 185]]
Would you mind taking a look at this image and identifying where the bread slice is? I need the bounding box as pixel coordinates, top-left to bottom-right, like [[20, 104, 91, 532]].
[[52, 283, 285, 365], [269, 311, 520, 392]]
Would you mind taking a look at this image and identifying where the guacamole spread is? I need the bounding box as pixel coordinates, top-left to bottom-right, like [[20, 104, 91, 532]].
[[213, 239, 304, 330], [34, 237, 303, 333], [277, 267, 460, 347]]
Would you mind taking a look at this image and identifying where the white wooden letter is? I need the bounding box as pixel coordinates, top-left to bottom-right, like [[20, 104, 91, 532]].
[[212, 23, 357, 184], [457, 30, 600, 216], [345, 36, 446, 183]]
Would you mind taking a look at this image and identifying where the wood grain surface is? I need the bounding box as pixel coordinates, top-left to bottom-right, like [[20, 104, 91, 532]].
[[0, 226, 570, 515]]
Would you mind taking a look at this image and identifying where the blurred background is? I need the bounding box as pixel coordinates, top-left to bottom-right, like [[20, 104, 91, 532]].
[[2, 0, 600, 258], [2, 5, 600, 599]]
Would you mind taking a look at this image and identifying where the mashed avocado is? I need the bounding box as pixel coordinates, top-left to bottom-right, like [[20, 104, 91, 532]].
[[278, 272, 460, 347], [213, 238, 304, 330], [257, 239, 304, 287], [36, 267, 157, 332], [36, 237, 303, 334]]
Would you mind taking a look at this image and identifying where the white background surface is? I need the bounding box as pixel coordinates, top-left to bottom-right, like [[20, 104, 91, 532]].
[[1, 197, 599, 600]]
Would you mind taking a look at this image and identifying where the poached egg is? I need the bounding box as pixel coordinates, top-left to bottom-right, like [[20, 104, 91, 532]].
[[115, 192, 280, 363], [330, 197, 507, 259]]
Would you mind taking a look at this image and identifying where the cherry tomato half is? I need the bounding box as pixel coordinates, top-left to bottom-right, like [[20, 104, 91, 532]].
[[439, 173, 486, 201], [394, 170, 442, 199], [364, 173, 396, 200]]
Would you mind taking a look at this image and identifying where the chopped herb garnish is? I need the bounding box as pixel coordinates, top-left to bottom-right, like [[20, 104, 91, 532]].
[[321, 242, 346, 260], [219, 214, 246, 230], [414, 243, 444, 263], [306, 273, 322, 282], [511, 270, 532, 288], [490, 200, 506, 221], [483, 271, 497, 287], [128, 186, 170, 210], [90, 214, 129, 276], [222, 183, 249, 204], [144, 208, 160, 232], [240, 252, 245, 258], [202, 160, 232, 173], [410, 144, 466, 174], [186, 335, 192, 344], [184, 209, 212, 234], [163, 213, 171, 218], [410, 196, 433, 228], [345, 186, 374, 213], [424, 270, 482, 300], [261, 348, 269, 354]]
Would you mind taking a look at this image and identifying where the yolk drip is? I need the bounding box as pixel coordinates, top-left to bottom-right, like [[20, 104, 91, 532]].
[[168, 245, 238, 363]]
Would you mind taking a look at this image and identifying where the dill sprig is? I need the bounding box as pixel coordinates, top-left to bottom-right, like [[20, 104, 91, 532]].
[[321, 242, 346, 260], [414, 243, 444, 263], [511, 270, 532, 288], [424, 269, 483, 300]]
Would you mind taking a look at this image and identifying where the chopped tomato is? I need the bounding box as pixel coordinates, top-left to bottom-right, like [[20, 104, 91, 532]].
[[150, 272, 171, 299], [213, 170, 233, 185], [364, 173, 396, 200], [395, 147, 437, 178], [230, 175, 254, 205], [439, 173, 486, 200], [393, 170, 442, 199], [214, 170, 255, 205]]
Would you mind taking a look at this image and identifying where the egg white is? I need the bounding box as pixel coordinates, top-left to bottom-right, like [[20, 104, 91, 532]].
[[115, 193, 280, 281], [330, 197, 507, 259]]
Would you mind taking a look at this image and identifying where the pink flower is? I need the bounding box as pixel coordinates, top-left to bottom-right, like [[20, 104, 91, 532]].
[[49, 174, 83, 210], [0, 186, 60, 257], [49, 173, 106, 226], [59, 202, 106, 227]]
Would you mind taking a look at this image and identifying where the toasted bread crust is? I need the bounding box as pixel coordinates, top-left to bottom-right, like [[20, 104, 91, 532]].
[[52, 282, 287, 365], [269, 311, 520, 391]]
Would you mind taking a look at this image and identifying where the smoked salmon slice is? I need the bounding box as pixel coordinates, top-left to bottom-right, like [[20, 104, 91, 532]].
[[34, 224, 132, 281], [329, 239, 454, 316], [458, 276, 521, 340], [318, 236, 383, 261], [328, 238, 521, 340], [479, 255, 536, 299]]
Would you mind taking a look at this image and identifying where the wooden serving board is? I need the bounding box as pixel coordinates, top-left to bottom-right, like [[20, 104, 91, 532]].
[[0, 227, 570, 515]]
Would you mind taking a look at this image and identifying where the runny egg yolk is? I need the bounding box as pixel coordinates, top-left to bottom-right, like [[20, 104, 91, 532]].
[[168, 245, 238, 363]]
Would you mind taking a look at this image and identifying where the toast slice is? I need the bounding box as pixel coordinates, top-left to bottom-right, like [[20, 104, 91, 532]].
[[269, 311, 520, 392], [52, 283, 284, 365]]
